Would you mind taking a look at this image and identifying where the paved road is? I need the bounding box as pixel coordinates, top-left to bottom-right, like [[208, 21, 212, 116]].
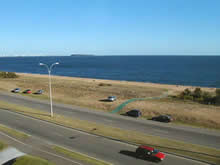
[[0, 92, 220, 149], [0, 110, 208, 165]]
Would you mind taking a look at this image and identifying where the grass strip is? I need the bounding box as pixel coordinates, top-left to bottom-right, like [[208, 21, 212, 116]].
[[13, 155, 55, 165], [53, 146, 111, 165], [0, 100, 220, 165], [0, 141, 8, 151], [0, 123, 29, 139]]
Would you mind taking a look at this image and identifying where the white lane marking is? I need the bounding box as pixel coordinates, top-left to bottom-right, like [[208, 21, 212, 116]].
[[0, 131, 84, 165]]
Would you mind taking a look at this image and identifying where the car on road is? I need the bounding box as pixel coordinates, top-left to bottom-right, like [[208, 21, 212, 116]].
[[34, 89, 44, 94], [136, 145, 166, 162], [23, 89, 32, 94], [152, 115, 173, 123], [107, 96, 117, 102], [126, 109, 142, 117], [11, 88, 20, 93]]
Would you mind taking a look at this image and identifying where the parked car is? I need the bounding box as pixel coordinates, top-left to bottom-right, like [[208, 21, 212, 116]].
[[11, 88, 20, 93], [23, 89, 32, 94], [107, 96, 117, 102], [126, 109, 142, 117], [35, 90, 44, 94], [152, 115, 173, 123], [136, 145, 166, 162]]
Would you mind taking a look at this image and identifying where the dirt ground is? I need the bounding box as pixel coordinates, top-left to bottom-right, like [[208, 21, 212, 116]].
[[0, 73, 219, 130]]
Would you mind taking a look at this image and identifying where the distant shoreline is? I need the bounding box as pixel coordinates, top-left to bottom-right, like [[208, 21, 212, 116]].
[[17, 72, 216, 92]]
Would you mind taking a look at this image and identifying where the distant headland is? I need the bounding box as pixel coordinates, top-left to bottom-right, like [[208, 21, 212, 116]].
[[70, 54, 95, 57]]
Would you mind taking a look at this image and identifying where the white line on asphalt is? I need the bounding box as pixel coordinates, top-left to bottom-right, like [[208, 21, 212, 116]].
[[0, 131, 84, 165]]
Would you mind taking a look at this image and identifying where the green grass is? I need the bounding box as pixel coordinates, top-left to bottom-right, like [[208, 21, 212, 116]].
[[0, 100, 220, 165], [0, 124, 29, 139], [13, 155, 55, 165], [0, 141, 8, 151], [53, 146, 111, 165]]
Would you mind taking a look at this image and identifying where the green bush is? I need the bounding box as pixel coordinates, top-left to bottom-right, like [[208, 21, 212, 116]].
[[215, 89, 220, 105], [183, 95, 194, 101], [0, 71, 18, 78], [193, 88, 202, 98], [178, 88, 218, 105]]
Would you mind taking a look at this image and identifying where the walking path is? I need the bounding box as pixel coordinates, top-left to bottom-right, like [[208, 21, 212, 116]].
[[111, 91, 170, 114]]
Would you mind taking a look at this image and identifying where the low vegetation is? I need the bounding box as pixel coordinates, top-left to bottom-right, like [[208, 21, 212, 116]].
[[0, 141, 7, 151], [0, 101, 220, 165], [53, 146, 111, 165], [12, 155, 55, 165], [0, 124, 29, 139], [176, 87, 220, 105], [0, 71, 18, 78]]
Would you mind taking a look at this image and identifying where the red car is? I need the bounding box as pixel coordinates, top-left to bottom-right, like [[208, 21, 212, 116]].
[[23, 89, 32, 94], [136, 145, 165, 162]]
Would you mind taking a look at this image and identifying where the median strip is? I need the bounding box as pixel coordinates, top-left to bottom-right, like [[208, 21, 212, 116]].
[[0, 100, 220, 165], [53, 146, 112, 165], [0, 124, 29, 139]]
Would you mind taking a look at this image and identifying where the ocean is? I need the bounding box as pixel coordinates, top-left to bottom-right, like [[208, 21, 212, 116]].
[[0, 56, 219, 88]]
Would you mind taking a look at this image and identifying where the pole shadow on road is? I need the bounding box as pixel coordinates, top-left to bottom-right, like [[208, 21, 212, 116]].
[[13, 110, 51, 117]]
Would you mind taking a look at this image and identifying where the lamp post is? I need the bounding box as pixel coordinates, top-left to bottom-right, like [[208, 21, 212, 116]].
[[39, 62, 59, 117]]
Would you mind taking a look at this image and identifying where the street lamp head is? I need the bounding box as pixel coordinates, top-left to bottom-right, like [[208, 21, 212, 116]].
[[55, 62, 59, 65], [39, 63, 44, 66]]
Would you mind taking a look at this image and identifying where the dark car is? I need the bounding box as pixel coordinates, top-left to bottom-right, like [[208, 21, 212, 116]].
[[34, 90, 44, 94], [152, 115, 173, 123], [126, 109, 142, 117], [23, 89, 32, 94], [136, 145, 166, 162], [11, 88, 20, 93]]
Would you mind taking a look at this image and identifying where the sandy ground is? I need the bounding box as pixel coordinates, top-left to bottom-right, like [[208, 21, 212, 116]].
[[0, 72, 219, 130]]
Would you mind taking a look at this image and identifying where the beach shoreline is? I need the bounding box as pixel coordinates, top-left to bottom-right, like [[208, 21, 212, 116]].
[[17, 72, 216, 93]]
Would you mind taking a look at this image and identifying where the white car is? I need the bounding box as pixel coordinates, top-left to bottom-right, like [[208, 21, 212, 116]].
[[107, 96, 117, 102], [11, 88, 20, 93]]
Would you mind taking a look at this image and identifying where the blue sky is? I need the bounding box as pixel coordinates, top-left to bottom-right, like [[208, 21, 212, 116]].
[[0, 0, 220, 56]]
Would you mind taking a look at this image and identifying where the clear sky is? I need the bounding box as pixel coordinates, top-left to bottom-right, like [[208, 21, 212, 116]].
[[0, 0, 220, 56]]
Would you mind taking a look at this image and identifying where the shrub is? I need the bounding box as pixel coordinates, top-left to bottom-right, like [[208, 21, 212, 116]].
[[193, 88, 202, 99], [216, 89, 220, 105], [0, 71, 18, 78], [98, 83, 112, 87], [183, 95, 193, 101], [179, 88, 192, 99], [202, 92, 214, 104]]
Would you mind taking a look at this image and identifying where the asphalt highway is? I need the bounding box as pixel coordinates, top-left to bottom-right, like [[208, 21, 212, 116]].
[[0, 109, 208, 165], [0, 92, 220, 149]]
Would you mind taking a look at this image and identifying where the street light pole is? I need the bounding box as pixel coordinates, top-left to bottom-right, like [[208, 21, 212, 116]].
[[39, 62, 59, 117]]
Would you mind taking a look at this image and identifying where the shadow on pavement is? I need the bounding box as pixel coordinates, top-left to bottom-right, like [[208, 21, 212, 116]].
[[15, 110, 51, 117]]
